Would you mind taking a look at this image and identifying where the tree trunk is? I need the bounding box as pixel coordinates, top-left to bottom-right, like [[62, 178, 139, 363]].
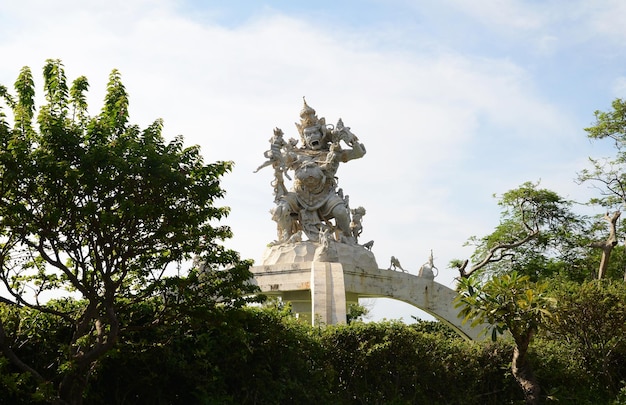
[[58, 365, 90, 405], [512, 331, 540, 405], [623, 239, 626, 282], [590, 211, 620, 279]]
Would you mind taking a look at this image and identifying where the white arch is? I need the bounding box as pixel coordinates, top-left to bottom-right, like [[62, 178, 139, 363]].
[[251, 260, 486, 340]]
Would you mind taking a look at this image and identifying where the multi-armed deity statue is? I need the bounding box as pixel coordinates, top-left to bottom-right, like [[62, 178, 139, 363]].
[[250, 102, 461, 331], [255, 99, 368, 249], [249, 99, 460, 332]]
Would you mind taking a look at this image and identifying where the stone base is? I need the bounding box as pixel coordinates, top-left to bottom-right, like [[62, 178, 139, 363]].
[[261, 241, 378, 271]]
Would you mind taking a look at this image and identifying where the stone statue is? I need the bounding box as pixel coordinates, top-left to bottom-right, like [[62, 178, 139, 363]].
[[286, 230, 302, 244], [261, 98, 367, 245], [314, 227, 337, 262], [350, 206, 366, 242], [388, 256, 406, 272], [254, 128, 300, 201], [254, 127, 290, 176], [418, 250, 439, 279]]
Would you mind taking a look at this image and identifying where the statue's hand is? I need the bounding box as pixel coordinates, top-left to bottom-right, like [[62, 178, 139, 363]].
[[352, 142, 366, 158], [340, 142, 366, 162]]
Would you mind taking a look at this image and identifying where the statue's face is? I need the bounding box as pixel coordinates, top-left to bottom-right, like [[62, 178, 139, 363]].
[[303, 126, 323, 150]]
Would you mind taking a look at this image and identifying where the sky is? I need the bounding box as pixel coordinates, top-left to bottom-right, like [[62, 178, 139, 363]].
[[1, 0, 625, 322]]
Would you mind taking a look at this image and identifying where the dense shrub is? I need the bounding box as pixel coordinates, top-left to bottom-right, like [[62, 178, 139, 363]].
[[319, 320, 519, 404], [531, 337, 608, 404], [3, 304, 626, 404], [541, 279, 626, 403], [88, 306, 332, 404]]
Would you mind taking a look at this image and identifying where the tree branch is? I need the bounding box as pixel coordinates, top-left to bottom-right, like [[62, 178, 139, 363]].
[[458, 230, 539, 279], [0, 318, 46, 383]]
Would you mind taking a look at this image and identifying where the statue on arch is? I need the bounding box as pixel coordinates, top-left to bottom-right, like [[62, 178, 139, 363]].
[[255, 98, 367, 245], [418, 250, 439, 279]]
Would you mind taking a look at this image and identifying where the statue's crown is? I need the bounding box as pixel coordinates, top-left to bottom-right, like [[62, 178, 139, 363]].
[[295, 97, 327, 141], [299, 97, 319, 129]]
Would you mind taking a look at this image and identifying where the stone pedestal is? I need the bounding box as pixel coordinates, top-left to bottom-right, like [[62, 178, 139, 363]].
[[261, 240, 378, 270], [253, 241, 376, 325], [311, 262, 346, 325]]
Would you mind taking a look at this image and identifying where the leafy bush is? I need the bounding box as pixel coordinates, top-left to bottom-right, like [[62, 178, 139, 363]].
[[88, 306, 332, 404], [4, 304, 626, 403], [319, 320, 518, 404]]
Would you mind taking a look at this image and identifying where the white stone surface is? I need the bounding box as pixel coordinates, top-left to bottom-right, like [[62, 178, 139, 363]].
[[251, 253, 488, 339], [262, 241, 378, 270], [311, 262, 346, 325]]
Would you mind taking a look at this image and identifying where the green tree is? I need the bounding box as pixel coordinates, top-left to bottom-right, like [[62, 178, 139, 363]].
[[451, 182, 581, 280], [0, 59, 259, 404], [578, 98, 626, 280], [346, 302, 370, 324], [455, 272, 556, 405]]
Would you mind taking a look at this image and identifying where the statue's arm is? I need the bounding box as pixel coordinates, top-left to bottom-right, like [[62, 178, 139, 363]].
[[283, 150, 300, 168], [340, 142, 366, 162]]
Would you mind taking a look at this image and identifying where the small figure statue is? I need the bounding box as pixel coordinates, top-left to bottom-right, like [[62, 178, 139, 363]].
[[321, 141, 342, 175], [388, 256, 406, 272], [319, 227, 332, 250], [314, 227, 336, 262], [418, 250, 439, 279], [337, 189, 350, 212], [286, 230, 303, 244], [254, 127, 292, 181], [333, 118, 358, 146], [350, 206, 366, 242], [362, 240, 374, 251]]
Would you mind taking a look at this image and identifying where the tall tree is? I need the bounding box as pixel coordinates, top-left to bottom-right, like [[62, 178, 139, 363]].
[[578, 98, 626, 280], [0, 60, 259, 404], [451, 182, 581, 280]]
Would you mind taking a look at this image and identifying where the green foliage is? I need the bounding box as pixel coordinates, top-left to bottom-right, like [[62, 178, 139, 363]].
[[578, 99, 626, 279], [455, 272, 555, 342], [497, 182, 571, 230], [453, 181, 583, 280], [87, 305, 331, 404], [346, 302, 369, 323], [531, 337, 616, 404], [456, 272, 556, 403], [319, 320, 519, 404], [5, 302, 626, 404], [546, 279, 626, 396], [409, 319, 465, 339], [585, 98, 626, 147], [0, 60, 258, 403]]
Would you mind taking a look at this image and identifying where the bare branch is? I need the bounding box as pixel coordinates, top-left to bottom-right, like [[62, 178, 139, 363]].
[[458, 230, 539, 279]]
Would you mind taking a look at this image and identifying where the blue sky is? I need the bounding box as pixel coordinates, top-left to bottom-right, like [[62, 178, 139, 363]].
[[1, 0, 625, 322]]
